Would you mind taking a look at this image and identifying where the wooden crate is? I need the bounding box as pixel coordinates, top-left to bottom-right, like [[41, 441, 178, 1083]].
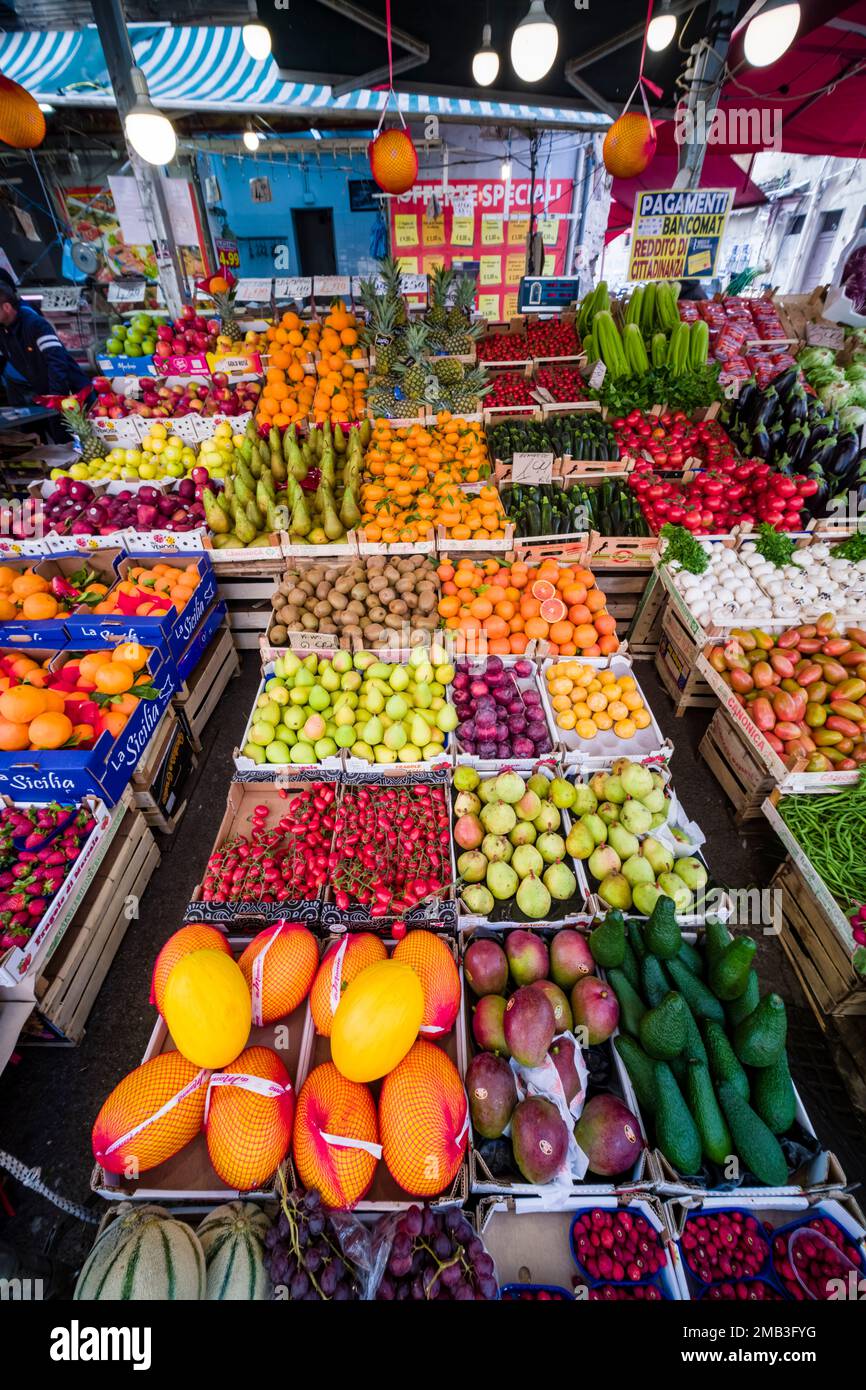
[[626, 566, 665, 657], [132, 706, 197, 834], [592, 565, 652, 628], [22, 808, 160, 1046], [773, 857, 866, 1027], [654, 596, 716, 714], [699, 707, 776, 827], [830, 1015, 866, 1123], [219, 576, 276, 650], [172, 623, 239, 746]]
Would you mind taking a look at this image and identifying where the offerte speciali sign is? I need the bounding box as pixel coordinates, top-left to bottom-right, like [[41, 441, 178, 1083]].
[[392, 179, 572, 213]]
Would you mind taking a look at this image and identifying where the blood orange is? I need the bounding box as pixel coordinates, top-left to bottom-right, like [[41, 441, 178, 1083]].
[[540, 597, 568, 624], [531, 579, 556, 602]]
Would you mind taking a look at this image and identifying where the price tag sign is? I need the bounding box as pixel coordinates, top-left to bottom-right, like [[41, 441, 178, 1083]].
[[314, 276, 351, 298], [531, 387, 557, 405], [235, 278, 272, 303], [275, 277, 312, 301], [159, 353, 211, 375], [96, 354, 159, 376], [289, 631, 336, 652], [512, 452, 554, 484], [33, 286, 82, 313], [215, 237, 240, 271], [106, 280, 146, 303], [805, 321, 845, 351], [400, 272, 428, 296], [209, 352, 263, 375], [589, 361, 606, 391]]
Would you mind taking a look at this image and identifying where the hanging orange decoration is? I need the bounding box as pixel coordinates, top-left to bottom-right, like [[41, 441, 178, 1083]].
[[369, 126, 418, 195], [603, 112, 657, 179], [0, 74, 46, 149]]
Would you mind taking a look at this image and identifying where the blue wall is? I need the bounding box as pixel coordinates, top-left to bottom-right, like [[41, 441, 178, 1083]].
[[198, 150, 381, 278]]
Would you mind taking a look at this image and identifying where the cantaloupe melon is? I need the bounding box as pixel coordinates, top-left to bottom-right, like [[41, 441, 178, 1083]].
[[163, 949, 251, 1069], [92, 1053, 209, 1176], [392, 931, 461, 1036], [379, 1040, 468, 1197], [331, 959, 423, 1082], [310, 933, 387, 1036], [196, 1201, 271, 1301], [205, 1046, 294, 1191], [74, 1203, 205, 1300], [151, 924, 231, 1017], [238, 921, 318, 1025], [293, 1062, 380, 1209]]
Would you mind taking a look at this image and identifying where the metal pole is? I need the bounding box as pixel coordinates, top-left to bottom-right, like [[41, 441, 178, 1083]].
[[90, 0, 188, 319], [675, 0, 738, 188]]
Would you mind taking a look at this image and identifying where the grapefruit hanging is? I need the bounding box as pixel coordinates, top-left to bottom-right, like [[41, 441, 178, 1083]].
[[369, 128, 418, 195], [0, 75, 46, 149], [603, 113, 657, 179]]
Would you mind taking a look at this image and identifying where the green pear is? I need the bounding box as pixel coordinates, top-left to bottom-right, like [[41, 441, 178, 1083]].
[[608, 824, 640, 860]]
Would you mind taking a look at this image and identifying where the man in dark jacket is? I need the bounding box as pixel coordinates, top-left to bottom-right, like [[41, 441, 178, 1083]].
[[0, 285, 90, 404]]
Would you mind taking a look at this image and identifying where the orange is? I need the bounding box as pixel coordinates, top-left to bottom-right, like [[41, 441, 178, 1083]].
[[10, 572, 48, 599], [574, 624, 599, 650], [0, 718, 30, 751], [94, 663, 135, 695], [102, 711, 128, 739], [21, 592, 59, 621], [0, 685, 46, 724], [111, 642, 148, 669], [585, 589, 607, 614], [28, 711, 73, 750], [80, 651, 113, 682]]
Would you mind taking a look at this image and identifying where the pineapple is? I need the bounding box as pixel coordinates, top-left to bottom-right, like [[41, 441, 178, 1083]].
[[378, 256, 408, 326], [447, 275, 477, 332], [451, 366, 490, 414], [210, 286, 240, 341], [432, 357, 465, 389], [427, 265, 455, 330], [365, 296, 400, 374], [395, 322, 431, 403], [61, 403, 104, 463]]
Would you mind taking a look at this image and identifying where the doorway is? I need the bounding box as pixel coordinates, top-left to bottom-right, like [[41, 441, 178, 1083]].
[[801, 210, 843, 291], [292, 208, 337, 277]]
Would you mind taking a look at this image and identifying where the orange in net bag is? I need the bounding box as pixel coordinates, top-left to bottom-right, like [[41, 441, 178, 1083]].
[[238, 921, 319, 1026], [309, 933, 387, 1037], [150, 923, 231, 1017], [392, 931, 460, 1038], [293, 1062, 380, 1210], [205, 1046, 294, 1191], [379, 1040, 468, 1198], [92, 1052, 209, 1175]]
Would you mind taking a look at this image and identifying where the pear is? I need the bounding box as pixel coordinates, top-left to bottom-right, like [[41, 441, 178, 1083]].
[[597, 802, 620, 826], [632, 882, 664, 915], [657, 874, 693, 912], [454, 790, 482, 818], [603, 775, 627, 805], [361, 716, 383, 745], [642, 787, 667, 815], [481, 833, 513, 864], [608, 824, 640, 860], [515, 790, 542, 822], [570, 784, 599, 816], [512, 843, 544, 878], [565, 821, 595, 860], [641, 836, 674, 877], [589, 772, 608, 801], [549, 778, 576, 809], [534, 802, 561, 833], [582, 813, 608, 845], [621, 853, 656, 888], [598, 873, 632, 911], [620, 763, 654, 801], [620, 800, 652, 836], [515, 873, 551, 921], [673, 857, 708, 891], [589, 845, 621, 881]]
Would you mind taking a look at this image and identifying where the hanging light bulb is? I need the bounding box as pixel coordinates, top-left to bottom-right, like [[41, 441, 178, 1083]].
[[243, 128, 260, 152], [501, 159, 512, 181], [473, 24, 500, 86], [646, 2, 677, 52], [510, 0, 558, 83], [124, 68, 176, 167], [242, 22, 272, 62], [38, 103, 55, 114], [743, 0, 800, 66]]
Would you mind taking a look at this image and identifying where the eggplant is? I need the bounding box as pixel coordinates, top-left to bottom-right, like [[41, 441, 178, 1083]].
[[773, 367, 799, 400], [829, 432, 860, 479], [751, 428, 771, 459], [784, 389, 809, 427], [810, 435, 839, 473], [807, 421, 834, 452]]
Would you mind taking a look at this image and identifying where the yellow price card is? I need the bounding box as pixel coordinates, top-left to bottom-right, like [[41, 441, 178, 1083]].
[[479, 255, 502, 287], [538, 217, 559, 246], [450, 215, 474, 246], [394, 215, 418, 247], [543, 253, 556, 275], [505, 253, 525, 287], [686, 248, 712, 275], [396, 256, 419, 274], [422, 212, 445, 245], [502, 292, 519, 319], [477, 294, 501, 320], [481, 215, 504, 245], [508, 217, 529, 245], [422, 254, 445, 275]]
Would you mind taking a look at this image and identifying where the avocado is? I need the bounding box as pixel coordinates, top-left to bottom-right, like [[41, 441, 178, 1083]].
[[666, 956, 726, 1024], [589, 910, 626, 969], [709, 937, 758, 1000], [607, 968, 646, 1037], [676, 938, 705, 978], [670, 998, 709, 1086], [703, 917, 733, 968], [645, 894, 682, 960], [654, 1061, 702, 1175], [628, 922, 646, 963], [702, 1020, 750, 1102], [614, 1035, 658, 1113], [726, 969, 760, 1027], [686, 1058, 733, 1166], [620, 936, 641, 992], [641, 954, 669, 1008], [717, 1082, 790, 1187], [639, 991, 688, 1060], [733, 993, 787, 1068], [751, 1050, 797, 1135]]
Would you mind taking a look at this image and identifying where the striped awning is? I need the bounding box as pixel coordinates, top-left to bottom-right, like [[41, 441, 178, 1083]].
[[0, 25, 609, 127]]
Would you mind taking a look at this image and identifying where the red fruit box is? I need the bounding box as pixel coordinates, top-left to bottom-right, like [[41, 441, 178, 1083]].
[[0, 792, 122, 989]]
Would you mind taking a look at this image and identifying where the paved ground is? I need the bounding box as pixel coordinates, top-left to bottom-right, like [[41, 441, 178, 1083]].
[[0, 653, 863, 1291]]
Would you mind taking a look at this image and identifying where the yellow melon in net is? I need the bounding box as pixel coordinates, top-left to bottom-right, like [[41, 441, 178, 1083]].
[[238, 922, 318, 1025], [310, 933, 387, 1037], [392, 931, 460, 1037], [206, 1046, 294, 1191], [151, 924, 231, 1017], [92, 1052, 209, 1175], [293, 1062, 379, 1209], [379, 1040, 468, 1197], [163, 950, 251, 1069], [331, 959, 423, 1083]]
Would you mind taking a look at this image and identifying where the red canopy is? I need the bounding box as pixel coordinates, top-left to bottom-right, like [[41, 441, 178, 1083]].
[[607, 151, 766, 243]]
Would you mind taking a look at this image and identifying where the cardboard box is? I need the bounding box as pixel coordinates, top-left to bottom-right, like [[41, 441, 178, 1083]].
[[172, 598, 227, 684], [0, 647, 174, 804], [63, 552, 218, 664], [0, 551, 120, 649], [133, 707, 197, 831]]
